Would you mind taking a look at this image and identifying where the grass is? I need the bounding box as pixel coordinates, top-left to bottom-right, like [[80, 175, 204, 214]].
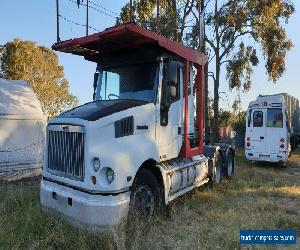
[[1, 149, 300, 249]]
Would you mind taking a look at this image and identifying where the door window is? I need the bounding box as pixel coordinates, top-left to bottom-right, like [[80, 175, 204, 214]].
[[267, 108, 283, 128], [253, 111, 263, 127]]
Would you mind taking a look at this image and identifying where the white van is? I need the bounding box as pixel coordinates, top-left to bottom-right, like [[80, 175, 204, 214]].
[[245, 94, 290, 166]]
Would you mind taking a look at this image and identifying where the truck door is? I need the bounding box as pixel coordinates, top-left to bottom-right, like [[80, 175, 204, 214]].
[[157, 61, 183, 160], [251, 109, 266, 153], [265, 108, 286, 153]]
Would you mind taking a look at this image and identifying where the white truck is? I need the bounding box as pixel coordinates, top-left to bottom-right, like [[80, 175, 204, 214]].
[[245, 93, 299, 166], [40, 24, 235, 232]]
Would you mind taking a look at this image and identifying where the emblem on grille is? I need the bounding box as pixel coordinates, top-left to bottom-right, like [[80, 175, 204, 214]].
[[62, 126, 70, 132]]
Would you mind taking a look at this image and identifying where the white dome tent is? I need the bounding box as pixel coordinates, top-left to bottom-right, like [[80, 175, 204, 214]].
[[0, 78, 46, 178]]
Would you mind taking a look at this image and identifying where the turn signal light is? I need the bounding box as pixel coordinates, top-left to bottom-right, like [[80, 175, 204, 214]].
[[246, 142, 250, 147], [280, 138, 285, 143], [91, 176, 97, 185], [280, 144, 285, 149], [247, 137, 251, 141]]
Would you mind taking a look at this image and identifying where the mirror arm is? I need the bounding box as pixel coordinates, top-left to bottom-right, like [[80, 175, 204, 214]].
[[93, 72, 99, 101]]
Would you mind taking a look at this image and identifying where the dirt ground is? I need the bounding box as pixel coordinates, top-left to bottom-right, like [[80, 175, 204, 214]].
[[0, 149, 299, 249]]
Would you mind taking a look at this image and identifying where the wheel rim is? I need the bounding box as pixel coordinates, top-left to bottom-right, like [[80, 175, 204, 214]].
[[215, 158, 221, 183], [227, 153, 233, 176], [131, 185, 155, 223]]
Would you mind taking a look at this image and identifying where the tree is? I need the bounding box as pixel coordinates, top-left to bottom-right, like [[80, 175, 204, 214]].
[[118, 0, 294, 142], [0, 39, 78, 118], [117, 0, 179, 40]]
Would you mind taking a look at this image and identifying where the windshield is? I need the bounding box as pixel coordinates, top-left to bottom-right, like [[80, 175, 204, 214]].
[[95, 62, 159, 103]]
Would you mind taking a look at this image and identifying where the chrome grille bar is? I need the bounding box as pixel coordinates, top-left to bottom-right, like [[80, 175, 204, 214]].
[[47, 125, 85, 181]]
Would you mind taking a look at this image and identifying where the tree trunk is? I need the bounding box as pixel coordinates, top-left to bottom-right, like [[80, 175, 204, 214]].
[[213, 56, 220, 142]]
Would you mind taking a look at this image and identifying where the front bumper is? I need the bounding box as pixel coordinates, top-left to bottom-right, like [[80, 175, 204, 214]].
[[40, 179, 130, 232]]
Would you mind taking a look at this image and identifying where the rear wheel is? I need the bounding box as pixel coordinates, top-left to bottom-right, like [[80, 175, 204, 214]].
[[279, 161, 287, 168], [224, 149, 234, 178], [210, 151, 222, 185]]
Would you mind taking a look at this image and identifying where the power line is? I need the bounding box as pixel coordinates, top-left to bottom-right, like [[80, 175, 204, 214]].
[[67, 0, 117, 19], [59, 14, 100, 32], [88, 0, 119, 16]]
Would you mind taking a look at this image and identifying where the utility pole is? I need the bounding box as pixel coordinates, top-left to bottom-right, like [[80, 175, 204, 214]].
[[56, 0, 60, 43], [129, 0, 133, 22], [86, 0, 89, 35], [198, 0, 210, 143], [157, 0, 160, 33], [199, 0, 205, 53]]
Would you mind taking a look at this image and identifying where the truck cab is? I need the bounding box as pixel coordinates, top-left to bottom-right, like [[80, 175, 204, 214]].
[[245, 95, 290, 166], [41, 24, 234, 232]]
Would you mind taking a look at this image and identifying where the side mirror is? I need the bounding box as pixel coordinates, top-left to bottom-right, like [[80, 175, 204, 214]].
[[93, 72, 99, 100], [161, 61, 178, 112], [165, 61, 178, 85], [161, 80, 171, 112], [160, 61, 178, 126]]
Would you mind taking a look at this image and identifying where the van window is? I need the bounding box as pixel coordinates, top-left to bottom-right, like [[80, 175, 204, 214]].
[[253, 111, 263, 127], [267, 108, 283, 128], [248, 109, 252, 127]]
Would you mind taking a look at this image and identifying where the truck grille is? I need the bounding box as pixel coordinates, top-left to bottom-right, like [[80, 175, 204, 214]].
[[47, 125, 85, 181]]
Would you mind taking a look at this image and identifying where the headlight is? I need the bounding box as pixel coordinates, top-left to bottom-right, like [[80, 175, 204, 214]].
[[106, 168, 114, 184], [92, 157, 101, 172]]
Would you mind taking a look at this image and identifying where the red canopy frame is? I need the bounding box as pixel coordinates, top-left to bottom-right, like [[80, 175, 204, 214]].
[[179, 62, 204, 158]]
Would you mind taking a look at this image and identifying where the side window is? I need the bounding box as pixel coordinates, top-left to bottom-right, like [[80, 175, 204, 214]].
[[253, 110, 263, 127], [267, 108, 283, 128], [248, 109, 252, 127]]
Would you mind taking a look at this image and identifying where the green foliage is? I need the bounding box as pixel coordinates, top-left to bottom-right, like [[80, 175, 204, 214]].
[[226, 43, 258, 91], [232, 111, 246, 133], [118, 0, 294, 89], [0, 39, 78, 118], [118, 0, 294, 140], [117, 0, 188, 42], [219, 108, 246, 133], [219, 110, 232, 127]]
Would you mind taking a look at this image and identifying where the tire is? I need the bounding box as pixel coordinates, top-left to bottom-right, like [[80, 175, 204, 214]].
[[127, 168, 163, 234], [224, 149, 234, 178], [209, 151, 222, 185], [279, 161, 287, 168]]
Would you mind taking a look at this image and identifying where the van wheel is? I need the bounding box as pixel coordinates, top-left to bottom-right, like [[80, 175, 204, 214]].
[[127, 169, 162, 235], [225, 149, 234, 178], [210, 151, 222, 185], [279, 161, 287, 168]]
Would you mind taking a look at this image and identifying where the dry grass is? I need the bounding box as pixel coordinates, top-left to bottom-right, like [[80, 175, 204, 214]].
[[1, 149, 300, 249]]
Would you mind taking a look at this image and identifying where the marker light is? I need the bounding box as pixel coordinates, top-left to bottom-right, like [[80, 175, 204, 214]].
[[92, 157, 101, 172], [247, 137, 251, 141], [247, 142, 251, 148], [280, 144, 285, 149], [280, 138, 285, 143], [91, 176, 97, 185], [106, 168, 114, 184]]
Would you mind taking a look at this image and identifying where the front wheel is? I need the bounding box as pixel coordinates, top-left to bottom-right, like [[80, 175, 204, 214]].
[[127, 169, 162, 234]]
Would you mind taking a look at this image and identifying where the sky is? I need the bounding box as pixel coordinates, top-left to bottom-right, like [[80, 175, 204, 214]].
[[0, 0, 299, 111]]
